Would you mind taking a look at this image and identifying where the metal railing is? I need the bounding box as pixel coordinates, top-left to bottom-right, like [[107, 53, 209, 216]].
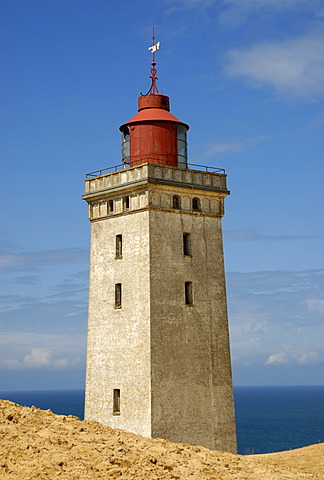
[[86, 160, 225, 178], [86, 164, 128, 178]]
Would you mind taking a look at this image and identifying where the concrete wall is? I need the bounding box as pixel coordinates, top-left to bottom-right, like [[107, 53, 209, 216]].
[[84, 211, 152, 437], [84, 163, 237, 452], [149, 209, 236, 452]]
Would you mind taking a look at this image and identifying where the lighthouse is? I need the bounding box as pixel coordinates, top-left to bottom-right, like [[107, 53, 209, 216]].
[[83, 38, 237, 453]]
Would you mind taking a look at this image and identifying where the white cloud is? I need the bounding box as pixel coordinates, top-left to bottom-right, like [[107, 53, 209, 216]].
[[225, 33, 324, 99], [23, 348, 52, 368], [297, 352, 321, 365], [1, 341, 83, 371], [265, 352, 291, 365], [53, 358, 69, 368], [265, 350, 323, 365], [52, 357, 80, 368]]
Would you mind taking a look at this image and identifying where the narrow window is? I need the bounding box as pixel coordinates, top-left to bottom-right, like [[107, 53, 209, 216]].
[[192, 197, 201, 211], [185, 282, 193, 305], [172, 195, 181, 209], [116, 234, 122, 259], [108, 200, 114, 214], [183, 233, 191, 256], [121, 126, 130, 166], [115, 283, 122, 308], [123, 196, 130, 210], [113, 389, 120, 415]]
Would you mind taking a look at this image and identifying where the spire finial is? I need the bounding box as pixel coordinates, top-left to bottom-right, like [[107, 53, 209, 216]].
[[145, 25, 160, 95]]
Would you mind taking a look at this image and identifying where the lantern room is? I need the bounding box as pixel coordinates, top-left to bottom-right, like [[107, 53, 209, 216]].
[[119, 37, 189, 169]]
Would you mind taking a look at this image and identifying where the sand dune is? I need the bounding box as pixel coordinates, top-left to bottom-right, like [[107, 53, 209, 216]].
[[0, 399, 323, 479]]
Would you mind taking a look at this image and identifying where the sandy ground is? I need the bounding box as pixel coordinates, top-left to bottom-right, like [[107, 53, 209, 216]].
[[0, 399, 323, 479]]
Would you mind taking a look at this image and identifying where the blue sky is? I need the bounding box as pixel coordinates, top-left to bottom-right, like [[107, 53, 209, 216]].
[[1, 0, 323, 390]]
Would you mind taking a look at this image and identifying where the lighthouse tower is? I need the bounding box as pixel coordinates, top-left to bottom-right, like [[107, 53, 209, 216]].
[[83, 40, 237, 453]]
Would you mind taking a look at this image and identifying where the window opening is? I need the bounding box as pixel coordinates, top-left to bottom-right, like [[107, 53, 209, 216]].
[[115, 283, 122, 308], [113, 389, 120, 415], [123, 196, 130, 211], [172, 195, 181, 209], [116, 235, 122, 259], [183, 233, 191, 256], [185, 282, 193, 305], [192, 197, 201, 211], [108, 200, 114, 214]]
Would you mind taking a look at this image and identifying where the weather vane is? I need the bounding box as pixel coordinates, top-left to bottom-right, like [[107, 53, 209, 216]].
[[145, 25, 160, 95]]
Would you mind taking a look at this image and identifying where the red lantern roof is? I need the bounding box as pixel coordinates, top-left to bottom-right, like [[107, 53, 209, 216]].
[[120, 94, 189, 131]]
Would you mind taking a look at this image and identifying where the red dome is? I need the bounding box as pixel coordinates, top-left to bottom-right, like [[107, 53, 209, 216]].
[[119, 94, 189, 131], [120, 107, 188, 131]]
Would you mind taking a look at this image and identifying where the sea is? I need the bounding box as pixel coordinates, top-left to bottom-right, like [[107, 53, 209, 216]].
[[1, 385, 323, 455]]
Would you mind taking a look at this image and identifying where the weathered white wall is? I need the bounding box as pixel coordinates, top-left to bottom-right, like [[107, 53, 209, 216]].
[[85, 210, 152, 437], [84, 163, 237, 452]]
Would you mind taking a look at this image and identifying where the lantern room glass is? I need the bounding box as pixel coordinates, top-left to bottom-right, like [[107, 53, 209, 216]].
[[177, 125, 188, 168], [121, 127, 130, 166]]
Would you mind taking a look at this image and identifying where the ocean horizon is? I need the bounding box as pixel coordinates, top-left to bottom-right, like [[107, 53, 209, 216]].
[[1, 385, 323, 455]]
